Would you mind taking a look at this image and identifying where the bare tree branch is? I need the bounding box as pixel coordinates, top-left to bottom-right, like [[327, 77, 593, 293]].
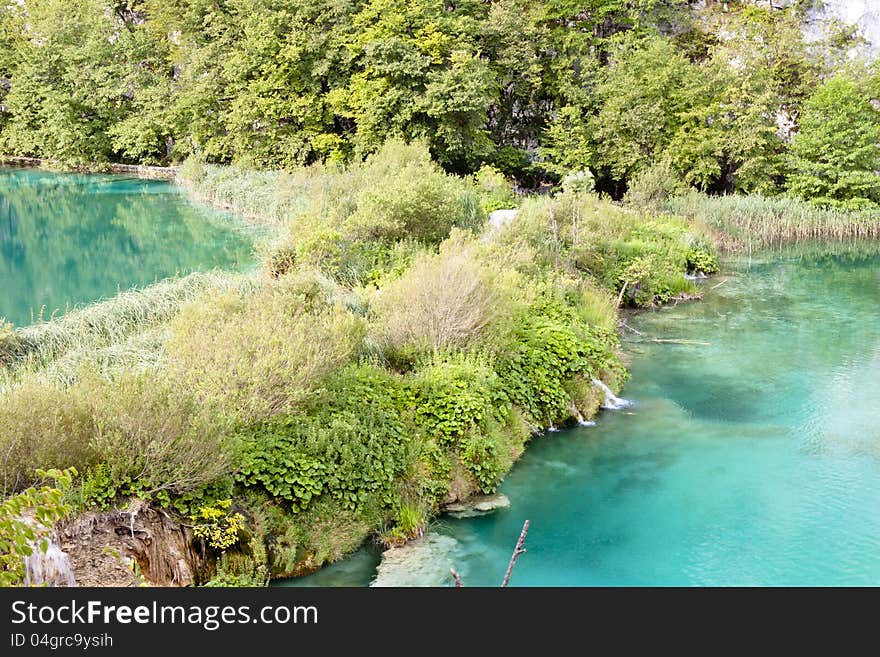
[[501, 519, 530, 587]]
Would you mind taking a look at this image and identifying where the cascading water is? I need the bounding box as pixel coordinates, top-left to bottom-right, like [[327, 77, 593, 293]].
[[569, 403, 596, 427], [24, 536, 77, 587], [591, 378, 632, 410]]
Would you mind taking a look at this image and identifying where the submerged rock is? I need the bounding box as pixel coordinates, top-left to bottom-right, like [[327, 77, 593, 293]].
[[443, 493, 511, 519], [371, 534, 459, 587]]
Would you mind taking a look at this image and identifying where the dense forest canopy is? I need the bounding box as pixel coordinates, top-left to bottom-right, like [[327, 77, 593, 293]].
[[1, 0, 880, 205]]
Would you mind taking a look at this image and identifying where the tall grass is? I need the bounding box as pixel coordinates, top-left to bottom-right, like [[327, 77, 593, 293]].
[[178, 157, 367, 226], [667, 191, 880, 250], [1, 271, 257, 376]]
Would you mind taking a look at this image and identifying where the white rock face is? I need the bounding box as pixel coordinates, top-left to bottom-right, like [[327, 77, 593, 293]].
[[812, 0, 880, 53], [750, 0, 880, 54]]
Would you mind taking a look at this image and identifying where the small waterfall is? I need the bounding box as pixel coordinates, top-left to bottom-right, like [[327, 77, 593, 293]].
[[570, 403, 596, 427], [24, 537, 76, 587], [591, 378, 632, 410]]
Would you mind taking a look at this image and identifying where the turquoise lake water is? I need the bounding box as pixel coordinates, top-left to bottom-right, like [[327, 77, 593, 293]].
[[287, 248, 880, 586], [0, 167, 254, 326]]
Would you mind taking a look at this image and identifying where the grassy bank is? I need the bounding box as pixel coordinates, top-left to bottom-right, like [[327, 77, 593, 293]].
[[1, 142, 718, 586], [666, 192, 880, 251]]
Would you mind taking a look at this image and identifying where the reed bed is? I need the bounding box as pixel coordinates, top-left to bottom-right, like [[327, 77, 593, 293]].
[[1, 271, 257, 374], [667, 192, 880, 251], [177, 158, 366, 226]]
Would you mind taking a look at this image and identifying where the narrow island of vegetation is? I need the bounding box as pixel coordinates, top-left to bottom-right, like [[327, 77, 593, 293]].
[[1, 0, 880, 586]]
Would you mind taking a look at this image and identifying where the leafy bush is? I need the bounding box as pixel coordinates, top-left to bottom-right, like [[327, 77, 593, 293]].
[[236, 366, 408, 513], [572, 215, 716, 306], [167, 286, 364, 422], [624, 159, 686, 211], [348, 152, 481, 243], [372, 240, 496, 361], [407, 354, 507, 448], [496, 314, 589, 424], [460, 431, 503, 494], [0, 383, 95, 495], [191, 500, 246, 551], [0, 468, 76, 587], [475, 164, 516, 214], [87, 373, 233, 497], [562, 170, 596, 196]]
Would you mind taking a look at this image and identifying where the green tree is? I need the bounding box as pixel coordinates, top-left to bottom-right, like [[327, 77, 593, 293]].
[[786, 74, 880, 208], [590, 34, 698, 182], [0, 0, 129, 164]]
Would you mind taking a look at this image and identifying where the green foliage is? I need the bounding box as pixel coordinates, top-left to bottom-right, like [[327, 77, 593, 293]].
[[0, 0, 865, 202], [236, 365, 409, 513], [167, 285, 364, 422], [786, 74, 880, 208], [408, 354, 507, 448], [496, 313, 590, 424], [191, 500, 246, 551], [460, 432, 503, 494], [348, 142, 481, 242], [623, 159, 686, 211], [0, 467, 76, 587], [380, 501, 427, 545], [476, 164, 516, 213], [0, 382, 96, 495], [371, 239, 496, 361], [87, 372, 234, 497], [1, 271, 253, 377]]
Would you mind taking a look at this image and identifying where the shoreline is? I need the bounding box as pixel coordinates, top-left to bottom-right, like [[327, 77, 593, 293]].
[[0, 155, 178, 180]]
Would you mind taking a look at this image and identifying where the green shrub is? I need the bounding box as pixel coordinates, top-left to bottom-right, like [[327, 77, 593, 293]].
[[624, 159, 686, 211], [371, 240, 496, 361], [460, 431, 503, 494], [495, 314, 589, 424], [0, 468, 76, 587], [0, 382, 96, 495], [236, 365, 408, 513], [167, 286, 364, 422], [347, 170, 476, 243], [476, 164, 516, 214], [407, 354, 507, 448], [87, 372, 234, 497]]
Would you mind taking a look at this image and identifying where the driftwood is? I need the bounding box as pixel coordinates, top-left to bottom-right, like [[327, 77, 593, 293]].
[[449, 519, 531, 588], [648, 338, 710, 346], [501, 520, 530, 588], [616, 281, 629, 308], [620, 320, 644, 336]]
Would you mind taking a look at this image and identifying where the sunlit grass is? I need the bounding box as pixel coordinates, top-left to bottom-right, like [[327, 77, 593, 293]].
[[667, 191, 880, 250]]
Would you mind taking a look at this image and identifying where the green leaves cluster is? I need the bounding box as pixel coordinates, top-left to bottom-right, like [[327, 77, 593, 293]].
[[0, 468, 75, 587], [235, 366, 408, 513], [786, 75, 880, 209]]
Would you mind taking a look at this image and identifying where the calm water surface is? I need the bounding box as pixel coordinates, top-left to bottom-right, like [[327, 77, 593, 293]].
[[288, 250, 880, 586], [0, 167, 254, 326]]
